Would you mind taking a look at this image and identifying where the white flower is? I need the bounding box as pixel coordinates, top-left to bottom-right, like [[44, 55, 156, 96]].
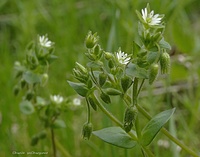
[[116, 51, 131, 65], [50, 95, 64, 104], [141, 8, 162, 26], [39, 35, 52, 47], [73, 98, 81, 106]]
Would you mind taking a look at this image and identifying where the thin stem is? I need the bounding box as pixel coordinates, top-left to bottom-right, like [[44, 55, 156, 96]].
[[86, 98, 91, 123], [91, 93, 138, 141], [55, 138, 72, 157], [51, 128, 57, 157], [132, 78, 138, 105], [142, 146, 155, 157]]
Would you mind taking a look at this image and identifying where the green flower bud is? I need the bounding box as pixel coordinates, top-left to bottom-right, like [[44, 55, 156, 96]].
[[99, 73, 107, 87], [38, 130, 47, 139], [123, 106, 138, 132], [13, 86, 20, 96], [31, 135, 39, 146], [121, 76, 132, 93], [26, 91, 35, 100], [85, 31, 99, 48], [160, 52, 170, 74], [82, 122, 93, 140], [75, 62, 88, 74], [148, 63, 159, 85], [104, 52, 113, 60], [108, 60, 114, 69], [21, 79, 27, 89], [100, 92, 111, 104], [94, 44, 101, 56]]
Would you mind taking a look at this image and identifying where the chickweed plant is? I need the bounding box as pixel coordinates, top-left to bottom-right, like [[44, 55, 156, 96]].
[[13, 35, 71, 157], [14, 4, 199, 157], [68, 4, 199, 157]]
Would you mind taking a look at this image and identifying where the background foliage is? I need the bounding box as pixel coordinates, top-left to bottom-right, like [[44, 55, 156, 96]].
[[0, 0, 200, 156]]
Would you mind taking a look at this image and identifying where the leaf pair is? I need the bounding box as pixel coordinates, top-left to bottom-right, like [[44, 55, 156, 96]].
[[93, 108, 175, 148]]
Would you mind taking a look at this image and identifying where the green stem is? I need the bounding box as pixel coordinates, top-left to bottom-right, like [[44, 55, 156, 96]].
[[86, 98, 91, 123], [55, 138, 72, 157], [132, 78, 138, 105], [142, 146, 155, 157], [91, 93, 138, 141], [51, 128, 57, 157]]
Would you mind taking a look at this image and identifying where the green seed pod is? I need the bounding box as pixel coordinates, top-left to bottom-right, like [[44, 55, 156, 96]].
[[88, 96, 97, 111], [100, 92, 111, 104], [99, 73, 107, 87], [160, 52, 170, 74], [123, 106, 138, 133], [21, 79, 27, 89], [82, 122, 93, 140], [148, 63, 159, 85], [121, 76, 132, 93], [31, 135, 39, 146]]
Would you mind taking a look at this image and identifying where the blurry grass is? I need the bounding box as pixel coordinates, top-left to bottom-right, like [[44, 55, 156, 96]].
[[0, 0, 200, 156]]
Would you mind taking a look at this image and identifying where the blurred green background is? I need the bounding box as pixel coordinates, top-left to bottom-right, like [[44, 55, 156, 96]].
[[0, 0, 200, 156]]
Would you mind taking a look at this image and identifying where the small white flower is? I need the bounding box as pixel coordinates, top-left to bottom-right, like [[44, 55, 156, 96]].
[[141, 8, 162, 26], [50, 95, 64, 104], [116, 51, 131, 65], [39, 35, 52, 48], [73, 98, 81, 106]]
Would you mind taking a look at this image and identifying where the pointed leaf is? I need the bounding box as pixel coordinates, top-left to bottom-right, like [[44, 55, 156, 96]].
[[141, 108, 175, 146], [93, 127, 137, 149], [68, 81, 88, 97]]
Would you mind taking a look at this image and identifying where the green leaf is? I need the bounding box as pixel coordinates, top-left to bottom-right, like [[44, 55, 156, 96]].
[[68, 81, 88, 97], [141, 108, 175, 146], [147, 51, 160, 64], [93, 127, 137, 149], [126, 63, 148, 79], [159, 38, 171, 50], [104, 88, 122, 96], [23, 71, 41, 84], [52, 119, 66, 129], [20, 100, 35, 114]]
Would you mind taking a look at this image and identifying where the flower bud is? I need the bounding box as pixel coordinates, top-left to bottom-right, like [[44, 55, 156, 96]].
[[99, 73, 107, 87], [104, 52, 113, 60], [123, 106, 138, 133], [160, 52, 170, 74], [148, 63, 159, 85], [82, 122, 93, 140], [13, 86, 20, 96], [31, 135, 39, 146], [121, 76, 132, 93], [38, 130, 47, 139], [108, 60, 114, 69], [76, 62, 88, 74], [100, 92, 111, 104], [26, 91, 35, 100], [85, 31, 99, 48], [88, 96, 97, 111], [94, 44, 101, 56]]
